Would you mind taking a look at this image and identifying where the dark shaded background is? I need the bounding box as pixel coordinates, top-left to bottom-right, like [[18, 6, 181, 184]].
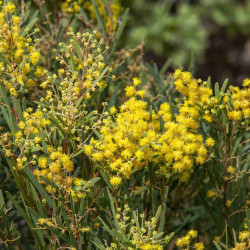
[[121, 0, 250, 85]]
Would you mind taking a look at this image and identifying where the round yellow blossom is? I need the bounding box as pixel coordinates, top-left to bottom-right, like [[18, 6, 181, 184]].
[[109, 106, 117, 115], [37, 218, 46, 226], [80, 227, 90, 233], [188, 230, 197, 238], [226, 200, 232, 207], [125, 86, 136, 97], [110, 176, 122, 186], [133, 77, 141, 86], [228, 166, 236, 174], [34, 136, 41, 143], [38, 157, 48, 169], [176, 235, 191, 248], [239, 231, 250, 241], [193, 242, 205, 250], [15, 131, 22, 140], [5, 2, 16, 13], [30, 51, 40, 65], [205, 137, 215, 147], [207, 190, 216, 198], [49, 162, 61, 174], [61, 154, 74, 172], [228, 110, 242, 121]]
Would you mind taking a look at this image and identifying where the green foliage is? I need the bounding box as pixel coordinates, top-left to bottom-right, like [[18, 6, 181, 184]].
[[0, 0, 249, 249], [125, 0, 250, 66]]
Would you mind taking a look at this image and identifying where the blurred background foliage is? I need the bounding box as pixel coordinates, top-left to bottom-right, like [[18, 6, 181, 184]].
[[121, 0, 250, 84]]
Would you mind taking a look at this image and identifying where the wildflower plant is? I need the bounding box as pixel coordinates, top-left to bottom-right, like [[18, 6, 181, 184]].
[[0, 1, 41, 97], [0, 0, 249, 249]]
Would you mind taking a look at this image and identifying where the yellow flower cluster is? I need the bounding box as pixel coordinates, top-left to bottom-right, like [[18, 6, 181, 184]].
[[176, 230, 204, 250], [231, 227, 250, 250], [106, 205, 170, 250], [18, 109, 50, 136], [207, 189, 216, 198], [84, 77, 208, 184], [2, 29, 109, 200], [34, 148, 74, 188], [0, 2, 41, 96], [34, 147, 93, 200], [10, 108, 50, 169], [227, 79, 250, 121], [61, 0, 122, 32], [174, 70, 250, 124], [39, 31, 109, 142], [173, 69, 215, 123]]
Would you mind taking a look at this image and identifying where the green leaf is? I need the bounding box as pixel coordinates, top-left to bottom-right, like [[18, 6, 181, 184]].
[[220, 79, 228, 94], [148, 163, 157, 215], [207, 76, 212, 89], [61, 205, 78, 247], [108, 8, 129, 60], [79, 8, 90, 23], [107, 190, 120, 230], [90, 0, 106, 34], [6, 159, 32, 206], [72, 147, 85, 158], [0, 189, 4, 204], [47, 114, 65, 137], [160, 59, 171, 74], [64, 47, 77, 72], [13, 99, 23, 121], [39, 130, 50, 159], [73, 36, 83, 63], [231, 133, 244, 157], [94, 66, 109, 87], [23, 167, 53, 208], [132, 210, 141, 234], [6, 192, 43, 249], [215, 82, 220, 100], [246, 207, 250, 230], [89, 177, 101, 184], [27, 207, 46, 246], [220, 243, 230, 250], [155, 205, 161, 222], [20, 10, 39, 36], [159, 186, 169, 234], [200, 118, 219, 130], [213, 241, 223, 250]]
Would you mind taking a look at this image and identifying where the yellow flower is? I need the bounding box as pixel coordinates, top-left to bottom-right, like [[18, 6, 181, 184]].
[[61, 154, 74, 172], [5, 2, 16, 13], [80, 227, 90, 233], [188, 230, 197, 238], [226, 200, 232, 207], [228, 110, 242, 121], [125, 86, 136, 97], [30, 51, 40, 65], [15, 131, 22, 140], [38, 157, 48, 169], [207, 190, 216, 198], [239, 230, 250, 241], [109, 106, 117, 115], [38, 218, 46, 225], [228, 166, 235, 174], [176, 235, 191, 248], [5, 150, 12, 157], [49, 162, 61, 174], [193, 242, 205, 250], [205, 137, 215, 147], [34, 136, 41, 143], [133, 77, 141, 86], [110, 176, 122, 186]]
